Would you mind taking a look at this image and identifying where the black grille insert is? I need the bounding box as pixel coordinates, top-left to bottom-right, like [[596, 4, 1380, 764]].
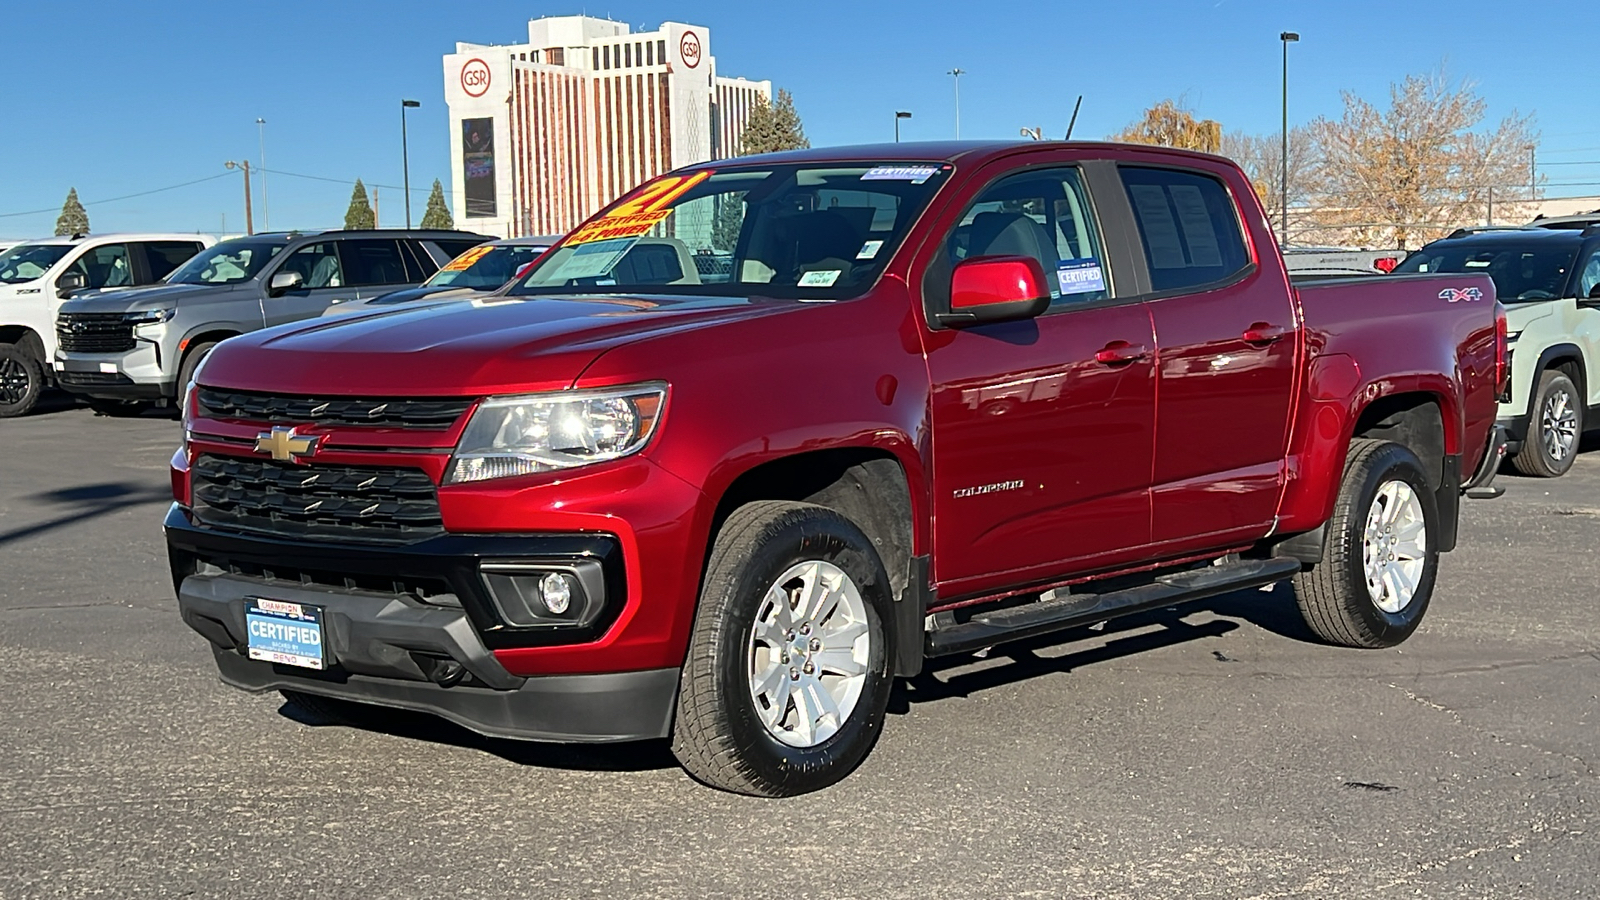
[[192, 454, 443, 543], [197, 388, 474, 430], [57, 313, 136, 353]]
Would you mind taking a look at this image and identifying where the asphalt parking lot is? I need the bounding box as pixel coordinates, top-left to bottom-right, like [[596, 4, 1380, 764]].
[[1, 398, 1597, 899]]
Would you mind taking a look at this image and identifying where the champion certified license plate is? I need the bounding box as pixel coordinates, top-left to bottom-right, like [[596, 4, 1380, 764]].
[[245, 598, 326, 670]]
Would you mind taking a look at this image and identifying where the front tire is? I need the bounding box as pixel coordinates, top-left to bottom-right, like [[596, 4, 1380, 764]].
[[1511, 370, 1581, 478], [672, 501, 895, 797], [1292, 439, 1439, 649], [0, 343, 44, 418]]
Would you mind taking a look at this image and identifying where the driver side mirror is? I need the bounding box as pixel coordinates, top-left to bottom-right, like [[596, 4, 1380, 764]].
[[935, 256, 1051, 329], [267, 270, 304, 297], [55, 271, 87, 299]]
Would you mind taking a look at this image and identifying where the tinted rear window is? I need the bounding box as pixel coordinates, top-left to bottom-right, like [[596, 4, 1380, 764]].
[[1394, 241, 1580, 303], [1120, 166, 1251, 293]]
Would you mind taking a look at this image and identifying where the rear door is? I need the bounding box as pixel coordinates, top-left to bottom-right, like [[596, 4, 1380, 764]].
[[1112, 163, 1299, 547], [263, 241, 356, 325], [920, 157, 1157, 596], [133, 240, 205, 284], [337, 238, 418, 297]]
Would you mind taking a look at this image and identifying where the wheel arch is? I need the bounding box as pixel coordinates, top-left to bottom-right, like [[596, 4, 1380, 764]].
[[0, 326, 47, 361], [1525, 343, 1586, 424]]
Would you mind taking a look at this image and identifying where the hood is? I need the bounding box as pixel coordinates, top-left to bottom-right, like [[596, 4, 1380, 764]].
[[1503, 302, 1555, 334], [58, 282, 239, 313], [320, 285, 477, 317], [200, 292, 792, 396]]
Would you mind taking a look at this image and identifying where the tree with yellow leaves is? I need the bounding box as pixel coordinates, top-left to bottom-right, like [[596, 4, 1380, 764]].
[[1111, 100, 1222, 154]]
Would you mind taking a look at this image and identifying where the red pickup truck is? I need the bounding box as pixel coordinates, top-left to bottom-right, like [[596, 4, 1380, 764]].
[[168, 142, 1506, 796]]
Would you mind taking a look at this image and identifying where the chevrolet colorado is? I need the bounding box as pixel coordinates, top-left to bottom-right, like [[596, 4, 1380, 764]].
[[168, 142, 1506, 796]]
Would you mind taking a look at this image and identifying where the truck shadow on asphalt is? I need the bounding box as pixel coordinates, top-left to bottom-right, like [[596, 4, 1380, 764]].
[[0, 482, 173, 548], [272, 585, 1319, 774]]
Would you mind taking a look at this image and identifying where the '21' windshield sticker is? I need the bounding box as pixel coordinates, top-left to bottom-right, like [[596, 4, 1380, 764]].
[[1439, 286, 1484, 303], [566, 171, 712, 245]]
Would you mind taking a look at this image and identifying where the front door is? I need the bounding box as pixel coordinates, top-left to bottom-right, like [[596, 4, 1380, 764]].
[[1115, 164, 1299, 545], [263, 241, 358, 326], [921, 164, 1157, 597]]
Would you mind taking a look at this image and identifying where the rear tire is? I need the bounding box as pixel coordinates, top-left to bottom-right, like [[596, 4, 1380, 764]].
[[672, 501, 895, 797], [1292, 439, 1439, 649], [0, 343, 44, 418], [1511, 370, 1581, 478]]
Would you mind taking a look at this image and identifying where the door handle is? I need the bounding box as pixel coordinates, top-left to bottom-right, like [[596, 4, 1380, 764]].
[[1241, 324, 1290, 346], [1094, 341, 1151, 365]]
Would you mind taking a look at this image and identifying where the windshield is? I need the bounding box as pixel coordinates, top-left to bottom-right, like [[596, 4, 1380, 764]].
[[165, 239, 286, 285], [427, 243, 549, 290], [0, 244, 71, 284], [1395, 241, 1580, 303], [511, 163, 950, 299]]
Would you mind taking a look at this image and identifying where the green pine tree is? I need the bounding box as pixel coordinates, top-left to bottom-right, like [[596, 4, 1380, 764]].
[[343, 179, 376, 230], [736, 89, 810, 156], [54, 187, 90, 236], [419, 179, 453, 229], [710, 193, 746, 252]]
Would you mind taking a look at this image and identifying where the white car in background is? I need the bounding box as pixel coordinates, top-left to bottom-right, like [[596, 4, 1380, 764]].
[[0, 233, 214, 416]]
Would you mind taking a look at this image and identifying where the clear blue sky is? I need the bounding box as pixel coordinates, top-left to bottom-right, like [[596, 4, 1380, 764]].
[[2, 0, 1595, 238]]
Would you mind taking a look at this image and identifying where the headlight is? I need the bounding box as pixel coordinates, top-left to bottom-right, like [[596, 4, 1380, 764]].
[[126, 308, 174, 325], [445, 383, 666, 484]]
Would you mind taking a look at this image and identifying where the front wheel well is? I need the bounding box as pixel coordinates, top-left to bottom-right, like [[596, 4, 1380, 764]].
[[710, 449, 914, 604], [0, 326, 45, 360]]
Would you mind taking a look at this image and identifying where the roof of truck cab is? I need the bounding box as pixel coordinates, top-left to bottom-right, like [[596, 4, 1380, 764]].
[[678, 140, 1245, 170]]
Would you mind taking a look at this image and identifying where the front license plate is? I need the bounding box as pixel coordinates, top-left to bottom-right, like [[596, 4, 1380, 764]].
[[245, 598, 326, 670]]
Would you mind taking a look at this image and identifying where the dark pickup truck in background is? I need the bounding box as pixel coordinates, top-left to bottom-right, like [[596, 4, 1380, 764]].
[[165, 142, 1506, 796]]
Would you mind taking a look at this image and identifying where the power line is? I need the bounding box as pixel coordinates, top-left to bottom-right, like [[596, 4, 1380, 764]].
[[0, 171, 240, 219], [261, 167, 433, 196]]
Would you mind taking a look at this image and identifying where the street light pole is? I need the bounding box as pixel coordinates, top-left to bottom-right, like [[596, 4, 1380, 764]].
[[224, 160, 253, 235], [895, 110, 912, 142], [401, 99, 420, 228], [948, 69, 966, 139], [1279, 31, 1299, 248], [256, 118, 269, 231]]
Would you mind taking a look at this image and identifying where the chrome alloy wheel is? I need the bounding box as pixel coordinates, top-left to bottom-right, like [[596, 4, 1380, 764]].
[[0, 356, 28, 405], [1541, 387, 1578, 463], [746, 560, 871, 748], [1362, 479, 1427, 614]]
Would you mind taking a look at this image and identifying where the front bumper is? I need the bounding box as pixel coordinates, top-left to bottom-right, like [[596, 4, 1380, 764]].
[[167, 506, 677, 742], [54, 344, 173, 401], [1496, 414, 1529, 453]]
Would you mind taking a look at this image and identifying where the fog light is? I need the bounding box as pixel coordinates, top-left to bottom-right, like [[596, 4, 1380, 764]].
[[539, 572, 573, 614]]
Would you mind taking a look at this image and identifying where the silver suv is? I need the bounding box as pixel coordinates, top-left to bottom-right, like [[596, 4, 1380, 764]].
[[52, 229, 487, 414]]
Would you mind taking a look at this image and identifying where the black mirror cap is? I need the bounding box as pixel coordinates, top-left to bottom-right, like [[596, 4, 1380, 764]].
[[934, 295, 1050, 328]]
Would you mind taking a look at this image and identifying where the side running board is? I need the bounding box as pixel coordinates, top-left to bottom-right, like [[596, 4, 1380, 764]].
[[925, 557, 1302, 658]]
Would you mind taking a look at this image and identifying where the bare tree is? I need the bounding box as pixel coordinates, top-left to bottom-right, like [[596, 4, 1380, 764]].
[[1308, 71, 1538, 249], [1219, 127, 1315, 237], [1110, 100, 1222, 154]]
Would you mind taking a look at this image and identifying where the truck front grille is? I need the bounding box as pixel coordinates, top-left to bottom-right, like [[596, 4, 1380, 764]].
[[57, 313, 136, 353], [197, 388, 474, 430], [191, 454, 444, 544]]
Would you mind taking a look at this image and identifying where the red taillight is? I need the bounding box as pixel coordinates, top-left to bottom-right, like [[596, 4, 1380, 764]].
[[1373, 257, 1399, 273], [1494, 302, 1509, 398]]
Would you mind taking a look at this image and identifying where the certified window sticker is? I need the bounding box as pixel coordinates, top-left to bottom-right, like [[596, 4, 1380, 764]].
[[856, 240, 884, 260], [861, 165, 940, 184], [1057, 259, 1107, 295]]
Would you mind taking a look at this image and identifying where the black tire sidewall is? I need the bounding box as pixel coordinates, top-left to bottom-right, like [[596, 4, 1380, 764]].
[[0, 344, 44, 417], [177, 342, 217, 403], [703, 507, 894, 793], [1332, 444, 1439, 644]]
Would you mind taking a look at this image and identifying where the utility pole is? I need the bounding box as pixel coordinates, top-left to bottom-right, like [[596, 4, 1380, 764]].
[[224, 160, 253, 235], [1527, 144, 1538, 201], [1487, 185, 1494, 226], [256, 118, 269, 230], [1279, 31, 1300, 248], [401, 99, 420, 228], [373, 187, 380, 228], [947, 68, 966, 139]]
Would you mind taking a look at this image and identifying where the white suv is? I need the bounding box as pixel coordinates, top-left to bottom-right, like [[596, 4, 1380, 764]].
[[1395, 226, 1600, 477], [0, 233, 213, 416]]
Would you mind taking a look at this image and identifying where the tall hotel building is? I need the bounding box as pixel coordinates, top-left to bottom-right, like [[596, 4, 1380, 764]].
[[443, 15, 772, 237]]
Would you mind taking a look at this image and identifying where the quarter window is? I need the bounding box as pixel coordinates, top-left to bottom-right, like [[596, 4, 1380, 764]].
[[337, 239, 411, 286], [948, 167, 1110, 310], [1119, 166, 1251, 293]]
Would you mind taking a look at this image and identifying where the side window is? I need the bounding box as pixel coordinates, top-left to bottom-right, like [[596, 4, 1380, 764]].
[[278, 242, 344, 289], [66, 244, 133, 289], [139, 241, 203, 282], [949, 167, 1109, 309], [337, 239, 410, 286], [1579, 249, 1600, 300], [1119, 166, 1251, 293]]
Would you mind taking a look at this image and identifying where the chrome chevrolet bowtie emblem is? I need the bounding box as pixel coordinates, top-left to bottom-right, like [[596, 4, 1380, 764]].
[[254, 426, 319, 463]]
